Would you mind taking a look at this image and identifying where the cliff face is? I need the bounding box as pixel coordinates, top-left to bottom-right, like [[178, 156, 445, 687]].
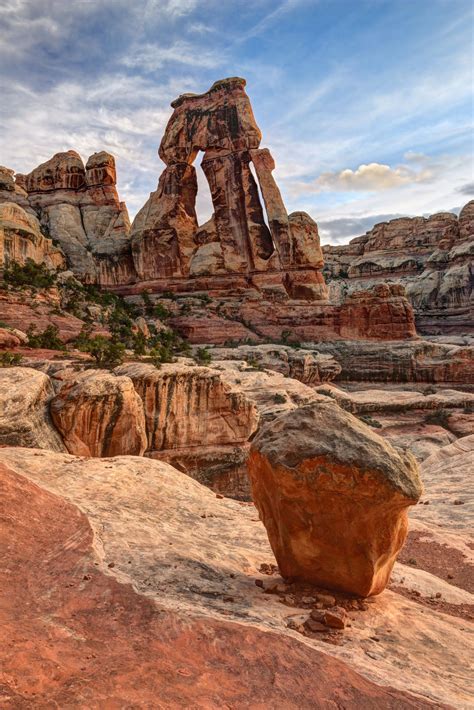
[[323, 203, 474, 335], [1, 151, 135, 285]]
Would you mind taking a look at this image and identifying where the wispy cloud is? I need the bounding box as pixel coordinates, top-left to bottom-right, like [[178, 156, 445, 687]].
[[122, 40, 224, 71]]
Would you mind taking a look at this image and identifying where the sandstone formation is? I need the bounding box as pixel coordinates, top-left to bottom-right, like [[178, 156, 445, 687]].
[[0, 286, 89, 342], [115, 361, 258, 498], [50, 370, 147, 457], [1, 445, 470, 708], [314, 338, 474, 384], [0, 201, 64, 270], [249, 402, 422, 596], [10, 150, 134, 284], [323, 203, 474, 335], [130, 78, 328, 301], [0, 367, 65, 451], [211, 344, 341, 384]]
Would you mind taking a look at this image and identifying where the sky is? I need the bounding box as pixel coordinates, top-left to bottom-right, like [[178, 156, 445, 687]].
[[0, 0, 472, 244]]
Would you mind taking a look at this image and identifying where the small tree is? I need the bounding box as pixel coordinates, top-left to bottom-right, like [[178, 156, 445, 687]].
[[81, 335, 125, 368], [193, 347, 212, 365], [27, 324, 65, 350]]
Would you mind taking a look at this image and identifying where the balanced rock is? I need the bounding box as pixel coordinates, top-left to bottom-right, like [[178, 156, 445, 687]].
[[249, 402, 422, 596]]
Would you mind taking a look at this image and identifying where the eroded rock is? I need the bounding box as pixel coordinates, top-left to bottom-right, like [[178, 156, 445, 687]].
[[50, 370, 147, 457], [249, 402, 422, 596]]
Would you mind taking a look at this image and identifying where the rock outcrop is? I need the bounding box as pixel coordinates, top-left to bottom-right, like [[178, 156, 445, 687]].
[[2, 442, 470, 707], [249, 402, 422, 596], [211, 344, 341, 384], [12, 150, 134, 284], [116, 361, 259, 498], [0, 367, 65, 451], [315, 339, 474, 384], [1, 449, 448, 709], [130, 78, 328, 301], [0, 286, 88, 343], [50, 370, 147, 457], [323, 203, 474, 335], [0, 200, 64, 270]]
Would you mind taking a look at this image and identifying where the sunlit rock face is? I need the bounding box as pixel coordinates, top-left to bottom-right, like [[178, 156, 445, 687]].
[[130, 77, 328, 299], [323, 203, 474, 335], [249, 402, 422, 597], [14, 150, 134, 285], [0, 201, 64, 271]]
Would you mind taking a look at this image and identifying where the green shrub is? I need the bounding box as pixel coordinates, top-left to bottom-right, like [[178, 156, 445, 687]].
[[0, 351, 23, 367], [79, 335, 125, 368], [424, 409, 450, 427], [193, 347, 212, 365], [153, 302, 170, 320], [132, 331, 147, 356], [3, 259, 57, 288], [27, 324, 65, 350], [149, 344, 176, 367], [273, 393, 286, 404]]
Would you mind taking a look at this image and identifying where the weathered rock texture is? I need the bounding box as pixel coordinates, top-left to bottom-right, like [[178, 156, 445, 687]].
[[0, 201, 64, 270], [249, 403, 422, 596], [50, 370, 147, 457], [130, 78, 328, 301], [0, 367, 65, 451], [116, 361, 259, 498], [0, 286, 90, 343], [211, 344, 341, 384], [8, 150, 134, 284], [323, 203, 474, 335], [315, 339, 474, 384], [1, 451, 447, 709]]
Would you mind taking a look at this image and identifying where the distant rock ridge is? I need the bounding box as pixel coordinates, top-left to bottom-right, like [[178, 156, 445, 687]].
[[323, 202, 474, 335]]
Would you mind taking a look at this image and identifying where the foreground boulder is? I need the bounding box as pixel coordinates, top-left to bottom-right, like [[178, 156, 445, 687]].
[[249, 402, 422, 596], [50, 370, 147, 457], [0, 367, 65, 451]]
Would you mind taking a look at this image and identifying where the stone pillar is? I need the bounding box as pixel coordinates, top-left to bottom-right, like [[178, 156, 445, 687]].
[[131, 162, 198, 280], [250, 148, 292, 266], [201, 150, 274, 273]]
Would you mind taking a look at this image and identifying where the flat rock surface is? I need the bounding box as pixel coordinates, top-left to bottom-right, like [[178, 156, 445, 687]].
[[0, 446, 471, 707]]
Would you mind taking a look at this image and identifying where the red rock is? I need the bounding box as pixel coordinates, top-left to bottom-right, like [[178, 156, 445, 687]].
[[0, 463, 436, 709], [50, 370, 147, 457], [323, 203, 474, 335], [323, 607, 347, 629], [249, 402, 422, 596]]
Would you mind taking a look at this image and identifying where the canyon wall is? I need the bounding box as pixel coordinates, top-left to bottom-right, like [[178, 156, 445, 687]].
[[323, 203, 474, 335]]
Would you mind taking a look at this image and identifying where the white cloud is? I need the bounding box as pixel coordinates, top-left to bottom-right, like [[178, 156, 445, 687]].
[[301, 160, 434, 194], [122, 40, 224, 71]]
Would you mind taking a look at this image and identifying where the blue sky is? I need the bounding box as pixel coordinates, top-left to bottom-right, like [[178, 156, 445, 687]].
[[0, 0, 472, 243]]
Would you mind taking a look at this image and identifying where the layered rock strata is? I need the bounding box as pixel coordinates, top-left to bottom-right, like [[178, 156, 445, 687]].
[[7, 150, 133, 284], [50, 370, 147, 457], [0, 199, 64, 270], [1, 450, 448, 708], [323, 203, 474, 334], [0, 367, 65, 451], [130, 78, 329, 301], [249, 403, 422, 596]]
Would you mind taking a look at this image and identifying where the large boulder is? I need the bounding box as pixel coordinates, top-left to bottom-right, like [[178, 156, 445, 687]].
[[0, 367, 65, 451], [50, 370, 147, 457], [249, 402, 422, 596]]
